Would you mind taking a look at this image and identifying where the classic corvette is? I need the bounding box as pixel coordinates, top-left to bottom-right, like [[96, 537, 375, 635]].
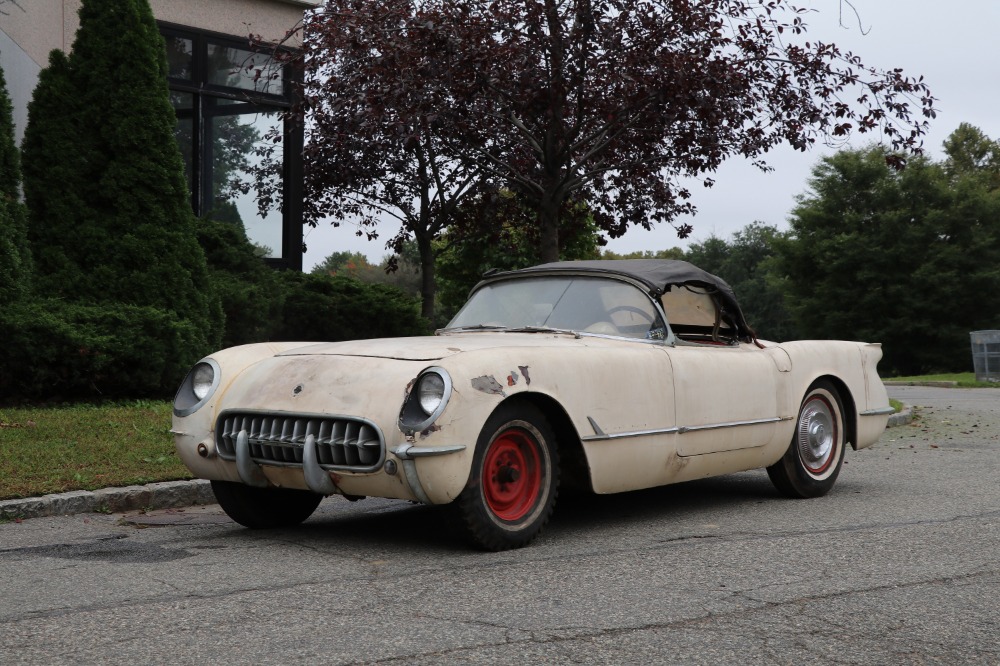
[[172, 259, 893, 550]]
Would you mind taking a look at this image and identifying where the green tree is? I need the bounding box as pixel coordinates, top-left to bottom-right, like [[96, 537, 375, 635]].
[[21, 0, 220, 360], [600, 248, 686, 261], [0, 63, 30, 304], [775, 137, 1000, 375], [942, 123, 1000, 179], [311, 251, 376, 279], [685, 223, 797, 342], [311, 248, 423, 299]]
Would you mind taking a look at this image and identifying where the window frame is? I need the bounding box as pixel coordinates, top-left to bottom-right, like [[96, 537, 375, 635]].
[[160, 21, 304, 271]]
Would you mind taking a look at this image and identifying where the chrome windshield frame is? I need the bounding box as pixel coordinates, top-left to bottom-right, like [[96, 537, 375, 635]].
[[441, 271, 677, 346]]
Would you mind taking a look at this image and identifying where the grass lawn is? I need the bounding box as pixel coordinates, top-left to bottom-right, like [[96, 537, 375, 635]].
[[0, 401, 191, 501], [883, 372, 999, 388]]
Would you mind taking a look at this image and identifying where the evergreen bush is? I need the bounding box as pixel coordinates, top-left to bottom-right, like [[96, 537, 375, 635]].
[[20, 0, 221, 346], [0, 300, 206, 401], [273, 273, 430, 342], [0, 63, 31, 304], [196, 217, 285, 348]]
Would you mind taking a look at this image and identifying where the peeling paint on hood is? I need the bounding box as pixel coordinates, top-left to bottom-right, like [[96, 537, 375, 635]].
[[274, 333, 603, 361]]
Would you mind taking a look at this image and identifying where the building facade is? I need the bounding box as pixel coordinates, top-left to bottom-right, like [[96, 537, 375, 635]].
[[0, 0, 319, 269]]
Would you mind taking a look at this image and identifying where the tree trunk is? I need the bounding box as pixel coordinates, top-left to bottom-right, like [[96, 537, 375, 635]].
[[416, 231, 436, 322], [537, 197, 561, 263]]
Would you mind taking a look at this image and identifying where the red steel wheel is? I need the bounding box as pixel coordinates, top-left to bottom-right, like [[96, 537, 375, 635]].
[[456, 402, 559, 551], [482, 427, 544, 521]]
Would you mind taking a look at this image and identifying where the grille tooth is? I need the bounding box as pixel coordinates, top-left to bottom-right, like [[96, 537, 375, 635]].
[[331, 422, 347, 465], [343, 422, 359, 465], [358, 425, 379, 465], [215, 412, 384, 472], [317, 421, 333, 465]]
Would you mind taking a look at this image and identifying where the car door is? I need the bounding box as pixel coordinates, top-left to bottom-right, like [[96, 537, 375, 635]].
[[664, 343, 784, 456]]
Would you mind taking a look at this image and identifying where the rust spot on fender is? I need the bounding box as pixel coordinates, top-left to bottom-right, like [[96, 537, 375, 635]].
[[471, 375, 505, 396], [507, 370, 519, 386]]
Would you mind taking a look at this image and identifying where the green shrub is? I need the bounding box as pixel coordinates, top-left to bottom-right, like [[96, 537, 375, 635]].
[[0, 64, 31, 304], [0, 300, 210, 401], [196, 217, 284, 347], [273, 272, 430, 342], [20, 0, 221, 345]]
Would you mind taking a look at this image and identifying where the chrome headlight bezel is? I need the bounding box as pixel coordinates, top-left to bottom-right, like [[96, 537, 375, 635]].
[[398, 367, 453, 434], [173, 358, 221, 417]]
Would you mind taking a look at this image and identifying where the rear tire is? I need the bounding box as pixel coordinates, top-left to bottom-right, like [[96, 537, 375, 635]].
[[456, 403, 559, 551], [211, 480, 322, 529], [767, 380, 846, 498]]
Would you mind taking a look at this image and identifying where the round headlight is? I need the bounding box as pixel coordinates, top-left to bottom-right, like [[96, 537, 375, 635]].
[[418, 373, 446, 414], [191, 362, 216, 400], [174, 358, 221, 418], [398, 367, 452, 433]]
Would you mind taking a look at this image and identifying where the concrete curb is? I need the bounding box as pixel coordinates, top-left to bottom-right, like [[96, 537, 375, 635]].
[[886, 404, 913, 428], [0, 479, 215, 521]]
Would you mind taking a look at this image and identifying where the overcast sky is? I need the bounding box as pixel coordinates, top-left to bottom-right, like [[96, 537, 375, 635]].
[[301, 0, 998, 269]]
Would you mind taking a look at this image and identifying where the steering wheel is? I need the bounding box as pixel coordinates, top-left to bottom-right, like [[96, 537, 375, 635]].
[[607, 305, 656, 325]]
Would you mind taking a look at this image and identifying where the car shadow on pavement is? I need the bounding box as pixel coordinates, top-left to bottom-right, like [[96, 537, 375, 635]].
[[195, 470, 786, 553]]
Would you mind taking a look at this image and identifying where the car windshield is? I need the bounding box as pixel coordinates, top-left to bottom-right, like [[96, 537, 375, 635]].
[[445, 276, 669, 341]]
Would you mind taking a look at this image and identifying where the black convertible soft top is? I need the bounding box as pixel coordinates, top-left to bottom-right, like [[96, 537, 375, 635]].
[[481, 259, 757, 342]]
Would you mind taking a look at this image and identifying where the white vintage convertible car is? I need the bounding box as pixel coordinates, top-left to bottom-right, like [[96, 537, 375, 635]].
[[172, 259, 892, 550]]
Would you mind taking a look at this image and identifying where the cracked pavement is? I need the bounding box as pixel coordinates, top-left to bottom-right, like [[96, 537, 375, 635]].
[[0, 385, 997, 665]]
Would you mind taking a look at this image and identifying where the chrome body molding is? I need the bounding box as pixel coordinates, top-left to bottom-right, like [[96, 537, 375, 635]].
[[393, 444, 467, 460], [860, 407, 896, 416], [583, 416, 790, 442], [676, 416, 792, 434], [391, 443, 433, 504]]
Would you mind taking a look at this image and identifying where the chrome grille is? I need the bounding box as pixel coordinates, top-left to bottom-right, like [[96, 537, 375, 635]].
[[216, 411, 384, 471]]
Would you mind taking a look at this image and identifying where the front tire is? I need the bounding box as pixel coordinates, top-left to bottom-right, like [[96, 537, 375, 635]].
[[767, 380, 846, 498], [211, 480, 322, 529], [456, 403, 559, 551]]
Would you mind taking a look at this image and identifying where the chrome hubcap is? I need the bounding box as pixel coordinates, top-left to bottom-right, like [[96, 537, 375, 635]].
[[797, 397, 835, 474]]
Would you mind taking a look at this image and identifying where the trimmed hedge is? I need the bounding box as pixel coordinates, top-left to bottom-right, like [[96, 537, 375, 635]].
[[196, 217, 285, 348], [0, 300, 210, 401], [273, 272, 430, 342], [0, 272, 431, 402]]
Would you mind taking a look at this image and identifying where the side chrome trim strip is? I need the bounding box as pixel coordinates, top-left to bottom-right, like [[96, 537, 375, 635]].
[[582, 416, 789, 442], [677, 416, 791, 434], [861, 407, 896, 416], [582, 425, 680, 442]]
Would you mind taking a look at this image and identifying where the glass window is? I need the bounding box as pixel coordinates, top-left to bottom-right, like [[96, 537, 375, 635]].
[[208, 110, 284, 258], [207, 43, 284, 96], [165, 36, 193, 79], [448, 277, 668, 341], [159, 22, 301, 269]]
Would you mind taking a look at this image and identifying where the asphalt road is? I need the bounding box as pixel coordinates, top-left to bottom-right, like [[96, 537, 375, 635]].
[[0, 385, 997, 665]]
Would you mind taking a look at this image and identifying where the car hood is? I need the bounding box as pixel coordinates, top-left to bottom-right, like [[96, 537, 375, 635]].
[[274, 332, 592, 361]]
